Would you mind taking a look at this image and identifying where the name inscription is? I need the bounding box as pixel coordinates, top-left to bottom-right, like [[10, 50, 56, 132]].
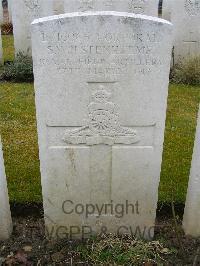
[[35, 30, 164, 76]]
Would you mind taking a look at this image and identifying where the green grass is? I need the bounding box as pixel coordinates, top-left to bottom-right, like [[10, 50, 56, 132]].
[[75, 235, 177, 265], [160, 84, 200, 203], [2, 35, 15, 62], [0, 81, 200, 203], [0, 82, 41, 202]]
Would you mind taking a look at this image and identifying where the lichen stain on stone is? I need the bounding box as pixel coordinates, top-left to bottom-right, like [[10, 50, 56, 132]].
[[65, 181, 69, 191], [68, 148, 77, 177]]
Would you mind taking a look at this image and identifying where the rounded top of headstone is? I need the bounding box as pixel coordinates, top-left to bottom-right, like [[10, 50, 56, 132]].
[[32, 10, 172, 26]]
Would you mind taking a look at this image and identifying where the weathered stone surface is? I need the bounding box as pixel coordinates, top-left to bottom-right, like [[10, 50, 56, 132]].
[[0, 137, 12, 240], [183, 106, 200, 237], [0, 0, 3, 24], [171, 0, 200, 63], [32, 12, 172, 239], [162, 0, 171, 21], [64, 0, 159, 16], [11, 0, 53, 56]]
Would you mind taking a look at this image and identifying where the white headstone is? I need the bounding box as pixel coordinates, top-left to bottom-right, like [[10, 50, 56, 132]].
[[32, 12, 172, 239], [171, 0, 200, 63], [0, 0, 3, 24], [11, 0, 54, 56], [64, 0, 159, 16], [0, 137, 12, 240], [162, 0, 171, 21], [183, 106, 200, 237]]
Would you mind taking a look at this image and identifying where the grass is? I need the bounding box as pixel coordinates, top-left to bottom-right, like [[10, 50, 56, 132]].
[[0, 82, 199, 203], [75, 234, 177, 265], [2, 35, 15, 62], [160, 84, 200, 203], [0, 82, 41, 202]]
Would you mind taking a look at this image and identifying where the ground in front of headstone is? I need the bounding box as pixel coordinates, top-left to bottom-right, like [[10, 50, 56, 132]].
[[0, 212, 199, 265]]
